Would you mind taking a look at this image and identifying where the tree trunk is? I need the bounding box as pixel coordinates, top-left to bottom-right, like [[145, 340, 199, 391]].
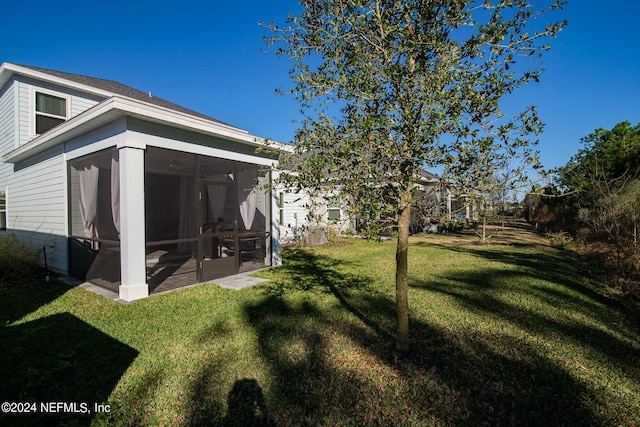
[[482, 215, 487, 243], [395, 193, 412, 352]]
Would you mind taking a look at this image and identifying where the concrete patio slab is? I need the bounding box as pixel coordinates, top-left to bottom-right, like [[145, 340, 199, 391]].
[[59, 269, 270, 303], [213, 271, 270, 290]]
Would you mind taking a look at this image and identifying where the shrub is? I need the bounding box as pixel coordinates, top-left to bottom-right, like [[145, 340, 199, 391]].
[[0, 233, 43, 283], [328, 226, 341, 242], [304, 227, 329, 245], [545, 231, 574, 251], [445, 218, 468, 232]]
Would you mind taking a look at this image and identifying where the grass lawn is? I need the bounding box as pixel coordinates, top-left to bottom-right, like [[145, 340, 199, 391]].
[[1, 224, 639, 426]]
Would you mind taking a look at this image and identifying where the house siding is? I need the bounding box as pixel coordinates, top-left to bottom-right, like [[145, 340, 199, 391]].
[[15, 76, 103, 147], [0, 65, 287, 283], [310, 198, 354, 236], [9, 146, 67, 272], [280, 190, 311, 242], [16, 80, 29, 146], [0, 75, 107, 274], [0, 78, 16, 186]]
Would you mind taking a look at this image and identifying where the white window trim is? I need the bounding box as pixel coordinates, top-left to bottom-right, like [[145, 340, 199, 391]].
[[327, 196, 341, 221], [30, 86, 70, 138], [279, 192, 285, 225]]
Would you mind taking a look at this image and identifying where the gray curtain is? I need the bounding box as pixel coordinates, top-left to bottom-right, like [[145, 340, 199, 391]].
[[78, 163, 99, 238], [111, 154, 120, 237], [238, 167, 258, 230], [206, 174, 232, 225]]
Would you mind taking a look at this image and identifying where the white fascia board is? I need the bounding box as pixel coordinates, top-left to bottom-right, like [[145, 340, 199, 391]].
[[3, 96, 287, 164], [110, 97, 288, 152], [114, 97, 252, 140]]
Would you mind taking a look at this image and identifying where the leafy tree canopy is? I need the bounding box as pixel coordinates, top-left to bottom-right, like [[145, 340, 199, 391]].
[[265, 0, 566, 350], [267, 0, 565, 213], [557, 121, 640, 200]]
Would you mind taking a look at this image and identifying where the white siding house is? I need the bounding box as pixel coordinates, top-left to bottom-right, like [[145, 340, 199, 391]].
[[0, 62, 284, 301], [0, 62, 451, 302]]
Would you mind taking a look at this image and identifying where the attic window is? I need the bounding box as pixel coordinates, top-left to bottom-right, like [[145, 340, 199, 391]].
[[35, 92, 67, 135]]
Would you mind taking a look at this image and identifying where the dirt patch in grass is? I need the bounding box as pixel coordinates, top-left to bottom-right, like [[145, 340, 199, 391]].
[[283, 239, 354, 250], [411, 219, 548, 248]]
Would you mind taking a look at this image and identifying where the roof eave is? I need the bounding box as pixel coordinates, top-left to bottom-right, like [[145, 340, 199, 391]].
[[0, 62, 114, 99], [3, 96, 286, 164]]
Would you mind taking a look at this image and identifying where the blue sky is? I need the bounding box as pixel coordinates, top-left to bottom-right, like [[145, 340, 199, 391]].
[[2, 0, 638, 173]]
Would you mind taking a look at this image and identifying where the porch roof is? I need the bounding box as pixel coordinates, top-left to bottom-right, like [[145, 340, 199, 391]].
[[3, 95, 284, 164]]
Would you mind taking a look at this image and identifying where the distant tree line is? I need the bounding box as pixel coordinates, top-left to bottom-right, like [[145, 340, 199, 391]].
[[524, 121, 640, 297]]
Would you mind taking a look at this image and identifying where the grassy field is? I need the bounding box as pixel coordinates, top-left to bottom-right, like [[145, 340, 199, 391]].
[[1, 224, 639, 426]]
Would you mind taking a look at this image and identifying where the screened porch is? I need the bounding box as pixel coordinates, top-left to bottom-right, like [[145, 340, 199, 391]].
[[68, 146, 273, 295]]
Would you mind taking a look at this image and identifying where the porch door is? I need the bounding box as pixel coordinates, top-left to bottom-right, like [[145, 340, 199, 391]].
[[198, 181, 239, 281]]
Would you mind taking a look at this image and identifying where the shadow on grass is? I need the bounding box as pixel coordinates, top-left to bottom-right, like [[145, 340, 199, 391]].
[[261, 248, 394, 340], [413, 242, 639, 422], [244, 296, 397, 425], [0, 279, 70, 325], [494, 219, 536, 232], [410, 263, 640, 395], [261, 248, 372, 294], [185, 318, 269, 427], [419, 242, 640, 334], [242, 247, 615, 425], [185, 361, 226, 426], [0, 312, 138, 427], [221, 378, 272, 427]]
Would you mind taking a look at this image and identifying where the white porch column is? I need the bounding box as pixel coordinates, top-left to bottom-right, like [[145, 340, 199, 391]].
[[270, 171, 282, 267], [118, 145, 148, 301]]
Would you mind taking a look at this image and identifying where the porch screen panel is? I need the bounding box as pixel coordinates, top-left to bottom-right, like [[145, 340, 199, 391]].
[[177, 176, 196, 253], [200, 157, 236, 231], [144, 147, 198, 291], [255, 168, 270, 234], [69, 149, 120, 241], [68, 148, 121, 288], [145, 147, 196, 246], [237, 161, 271, 271]]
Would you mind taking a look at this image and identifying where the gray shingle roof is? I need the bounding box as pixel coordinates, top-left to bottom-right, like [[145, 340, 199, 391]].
[[419, 169, 439, 181], [18, 64, 235, 128]]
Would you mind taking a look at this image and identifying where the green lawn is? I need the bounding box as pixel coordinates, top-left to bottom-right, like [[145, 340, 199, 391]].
[[1, 226, 639, 426]]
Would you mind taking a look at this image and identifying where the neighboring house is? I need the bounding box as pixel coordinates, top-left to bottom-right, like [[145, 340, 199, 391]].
[[276, 168, 455, 241], [412, 169, 465, 232], [276, 187, 351, 244], [0, 62, 283, 301]]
